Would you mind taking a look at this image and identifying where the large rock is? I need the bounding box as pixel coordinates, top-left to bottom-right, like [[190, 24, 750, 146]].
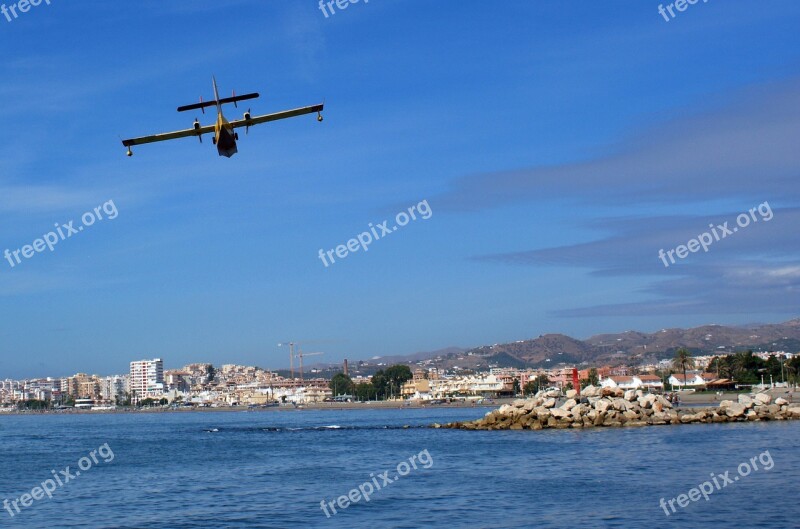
[[542, 398, 557, 409], [786, 407, 800, 418], [550, 408, 570, 419], [508, 407, 526, 417], [561, 399, 578, 411], [582, 385, 599, 397], [638, 395, 656, 409], [738, 395, 755, 408], [594, 399, 611, 413], [571, 403, 587, 417], [753, 393, 772, 405], [545, 390, 561, 398], [623, 410, 640, 421], [656, 396, 673, 409], [775, 397, 788, 406], [725, 403, 747, 418], [757, 404, 780, 417], [612, 399, 628, 412], [624, 390, 637, 402], [565, 389, 578, 400]]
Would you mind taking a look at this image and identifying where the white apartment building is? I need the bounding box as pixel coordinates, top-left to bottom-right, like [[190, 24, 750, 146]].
[[101, 375, 129, 403], [129, 359, 165, 402]]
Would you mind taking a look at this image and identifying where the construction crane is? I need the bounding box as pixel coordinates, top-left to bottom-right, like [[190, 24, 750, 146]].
[[294, 350, 324, 382], [279, 340, 339, 380], [277, 342, 297, 379]]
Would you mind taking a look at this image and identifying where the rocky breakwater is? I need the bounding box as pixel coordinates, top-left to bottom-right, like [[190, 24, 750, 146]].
[[441, 386, 800, 431]]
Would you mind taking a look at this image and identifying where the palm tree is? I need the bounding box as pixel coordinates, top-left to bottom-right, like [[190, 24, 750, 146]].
[[732, 351, 751, 382], [672, 348, 695, 390]]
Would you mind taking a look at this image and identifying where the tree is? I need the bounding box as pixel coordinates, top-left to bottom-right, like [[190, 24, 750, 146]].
[[672, 348, 695, 389], [765, 355, 782, 381], [586, 368, 599, 386], [354, 382, 378, 401], [330, 373, 355, 396], [523, 381, 538, 396], [731, 351, 762, 384], [372, 365, 413, 399], [17, 399, 49, 410], [787, 356, 800, 386], [205, 365, 216, 384], [512, 378, 521, 396], [534, 374, 550, 393], [707, 356, 734, 379]]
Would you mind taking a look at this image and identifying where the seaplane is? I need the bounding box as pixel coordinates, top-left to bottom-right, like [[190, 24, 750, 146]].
[[121, 77, 323, 158]]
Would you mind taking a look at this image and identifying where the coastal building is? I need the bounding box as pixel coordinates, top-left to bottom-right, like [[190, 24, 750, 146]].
[[600, 376, 638, 390], [101, 375, 128, 404], [164, 370, 191, 393], [427, 374, 506, 398], [61, 373, 103, 400], [402, 379, 431, 400], [129, 358, 165, 402], [600, 375, 664, 391], [668, 372, 710, 389], [635, 375, 664, 390]]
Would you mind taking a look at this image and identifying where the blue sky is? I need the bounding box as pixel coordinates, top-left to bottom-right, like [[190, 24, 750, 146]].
[[1, 0, 798, 378]]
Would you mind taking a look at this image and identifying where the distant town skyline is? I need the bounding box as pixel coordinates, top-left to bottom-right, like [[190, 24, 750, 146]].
[[4, 317, 797, 381]]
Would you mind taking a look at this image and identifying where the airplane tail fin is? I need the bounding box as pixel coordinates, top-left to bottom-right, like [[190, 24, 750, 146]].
[[175, 77, 259, 112]]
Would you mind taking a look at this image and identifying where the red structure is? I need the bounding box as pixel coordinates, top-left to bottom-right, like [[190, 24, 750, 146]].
[[572, 368, 580, 396]]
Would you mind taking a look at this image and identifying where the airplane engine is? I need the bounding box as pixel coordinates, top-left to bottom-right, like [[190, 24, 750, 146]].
[[244, 111, 251, 121]]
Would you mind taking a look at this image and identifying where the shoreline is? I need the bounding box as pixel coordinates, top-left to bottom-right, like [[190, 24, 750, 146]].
[[0, 399, 502, 416], [2, 390, 794, 417]]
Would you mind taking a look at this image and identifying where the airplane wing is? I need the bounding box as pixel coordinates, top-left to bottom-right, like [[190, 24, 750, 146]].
[[228, 103, 324, 130], [121, 123, 216, 147]]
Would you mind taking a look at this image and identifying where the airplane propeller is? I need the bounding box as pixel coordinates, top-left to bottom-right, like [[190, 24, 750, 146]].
[[194, 118, 203, 143]]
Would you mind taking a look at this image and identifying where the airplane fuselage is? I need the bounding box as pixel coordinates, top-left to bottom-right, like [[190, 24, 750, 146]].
[[214, 110, 238, 158]]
